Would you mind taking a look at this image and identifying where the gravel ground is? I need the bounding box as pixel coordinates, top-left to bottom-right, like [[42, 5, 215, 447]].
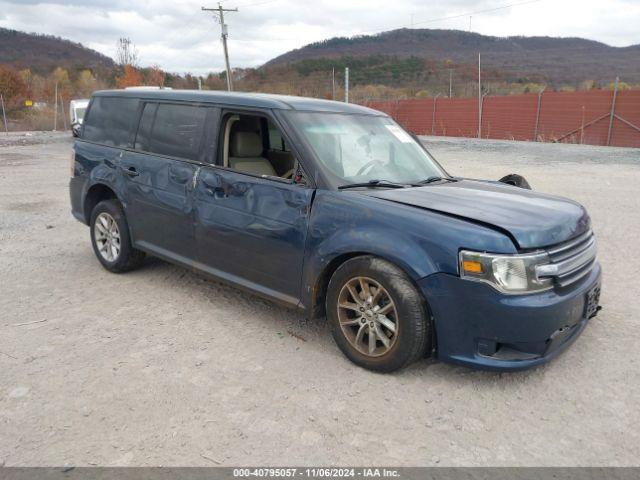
[[1, 131, 639, 467]]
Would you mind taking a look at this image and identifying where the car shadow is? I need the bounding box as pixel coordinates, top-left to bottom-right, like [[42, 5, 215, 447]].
[[131, 255, 543, 383]]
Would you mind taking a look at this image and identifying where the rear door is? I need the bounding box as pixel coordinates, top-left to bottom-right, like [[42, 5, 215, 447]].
[[120, 102, 212, 261]]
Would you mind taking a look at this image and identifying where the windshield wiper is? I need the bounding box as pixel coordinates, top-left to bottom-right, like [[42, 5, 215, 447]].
[[338, 179, 408, 190], [417, 176, 458, 185]]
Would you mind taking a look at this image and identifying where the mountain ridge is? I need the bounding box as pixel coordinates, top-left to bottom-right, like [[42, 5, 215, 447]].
[[264, 29, 640, 85], [0, 27, 115, 73]]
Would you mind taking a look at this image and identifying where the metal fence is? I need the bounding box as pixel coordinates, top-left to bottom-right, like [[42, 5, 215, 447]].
[[364, 88, 640, 148]]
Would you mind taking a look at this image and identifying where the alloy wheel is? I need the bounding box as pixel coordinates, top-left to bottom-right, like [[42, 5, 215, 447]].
[[336, 276, 398, 357], [94, 212, 121, 262]]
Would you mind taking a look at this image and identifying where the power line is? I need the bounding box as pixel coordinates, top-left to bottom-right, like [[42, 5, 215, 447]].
[[232, 0, 277, 7], [355, 0, 544, 36], [213, 0, 545, 44]]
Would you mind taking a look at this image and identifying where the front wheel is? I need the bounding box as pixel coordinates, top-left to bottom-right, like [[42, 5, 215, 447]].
[[326, 256, 430, 372]]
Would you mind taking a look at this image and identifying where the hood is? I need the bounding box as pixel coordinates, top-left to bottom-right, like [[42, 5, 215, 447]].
[[363, 180, 590, 249]]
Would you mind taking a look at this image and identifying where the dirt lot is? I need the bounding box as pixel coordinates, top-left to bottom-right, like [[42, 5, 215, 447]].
[[1, 131, 639, 466]]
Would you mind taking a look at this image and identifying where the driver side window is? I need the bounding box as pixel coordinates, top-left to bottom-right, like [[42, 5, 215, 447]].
[[221, 113, 300, 181]]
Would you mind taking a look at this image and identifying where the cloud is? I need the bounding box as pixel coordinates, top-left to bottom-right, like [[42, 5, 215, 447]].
[[0, 0, 638, 74]]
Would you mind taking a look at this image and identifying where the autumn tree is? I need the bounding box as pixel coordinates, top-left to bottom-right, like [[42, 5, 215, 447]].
[[0, 65, 28, 111], [52, 67, 72, 98], [204, 72, 227, 90], [145, 65, 165, 87], [19, 69, 33, 98], [578, 79, 597, 91], [116, 65, 143, 88], [116, 37, 139, 67], [75, 69, 99, 96], [522, 83, 546, 94], [113, 37, 142, 89], [607, 80, 631, 91]]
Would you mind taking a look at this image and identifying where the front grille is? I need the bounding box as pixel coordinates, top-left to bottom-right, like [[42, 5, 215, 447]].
[[537, 230, 597, 288]]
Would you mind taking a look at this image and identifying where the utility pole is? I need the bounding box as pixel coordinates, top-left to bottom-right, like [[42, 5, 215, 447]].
[[533, 87, 545, 141], [449, 69, 453, 98], [477, 53, 482, 139], [607, 76, 619, 146], [53, 81, 58, 131], [344, 67, 349, 103], [59, 93, 68, 131], [331, 67, 336, 100], [431, 93, 441, 136], [1, 94, 8, 135], [202, 4, 238, 91]]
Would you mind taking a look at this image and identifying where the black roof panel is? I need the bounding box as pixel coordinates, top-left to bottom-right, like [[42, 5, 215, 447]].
[[92, 89, 385, 115]]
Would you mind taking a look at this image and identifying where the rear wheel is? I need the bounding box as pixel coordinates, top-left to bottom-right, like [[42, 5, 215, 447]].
[[90, 199, 145, 273], [326, 256, 430, 372]]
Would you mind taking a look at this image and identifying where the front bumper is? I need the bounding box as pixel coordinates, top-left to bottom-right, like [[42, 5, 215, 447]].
[[418, 262, 602, 371]]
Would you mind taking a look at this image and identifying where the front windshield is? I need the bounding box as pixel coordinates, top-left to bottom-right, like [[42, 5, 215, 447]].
[[286, 112, 446, 186], [75, 107, 87, 122]]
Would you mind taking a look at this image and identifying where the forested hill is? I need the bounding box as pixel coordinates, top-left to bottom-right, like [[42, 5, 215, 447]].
[[265, 29, 640, 85], [0, 28, 115, 73]]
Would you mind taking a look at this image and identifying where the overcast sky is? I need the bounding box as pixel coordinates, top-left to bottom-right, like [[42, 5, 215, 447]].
[[1, 0, 639, 74]]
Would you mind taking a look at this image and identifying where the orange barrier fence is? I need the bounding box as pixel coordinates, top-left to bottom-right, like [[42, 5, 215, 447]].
[[364, 89, 640, 148]]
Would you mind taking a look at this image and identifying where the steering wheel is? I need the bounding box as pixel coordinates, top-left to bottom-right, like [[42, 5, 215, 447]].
[[356, 159, 384, 177]]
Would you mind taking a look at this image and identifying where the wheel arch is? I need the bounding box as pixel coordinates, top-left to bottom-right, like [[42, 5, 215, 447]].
[[309, 250, 433, 323], [83, 183, 119, 224], [313, 251, 437, 359], [310, 251, 368, 319]]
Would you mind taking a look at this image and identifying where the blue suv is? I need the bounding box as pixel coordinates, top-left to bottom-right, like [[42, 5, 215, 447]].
[[69, 89, 601, 372]]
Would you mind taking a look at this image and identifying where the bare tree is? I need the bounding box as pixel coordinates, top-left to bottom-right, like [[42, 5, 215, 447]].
[[116, 38, 139, 67]]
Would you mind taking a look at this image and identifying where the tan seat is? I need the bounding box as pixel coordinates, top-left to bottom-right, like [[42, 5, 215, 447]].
[[229, 131, 276, 177], [267, 149, 295, 176]]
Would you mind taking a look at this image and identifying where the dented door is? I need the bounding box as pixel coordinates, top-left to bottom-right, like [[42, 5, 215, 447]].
[[194, 166, 314, 305], [120, 150, 198, 261]]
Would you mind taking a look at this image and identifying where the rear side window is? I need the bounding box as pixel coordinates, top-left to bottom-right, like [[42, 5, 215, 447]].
[[83, 97, 139, 147], [134, 103, 157, 152], [136, 103, 207, 161]]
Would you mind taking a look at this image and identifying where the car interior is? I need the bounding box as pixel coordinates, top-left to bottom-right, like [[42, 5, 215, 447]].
[[222, 114, 297, 179]]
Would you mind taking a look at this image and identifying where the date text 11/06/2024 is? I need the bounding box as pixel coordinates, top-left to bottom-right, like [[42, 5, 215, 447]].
[[233, 468, 400, 478]]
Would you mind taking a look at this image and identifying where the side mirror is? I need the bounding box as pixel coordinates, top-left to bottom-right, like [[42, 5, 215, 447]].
[[72, 123, 81, 138]]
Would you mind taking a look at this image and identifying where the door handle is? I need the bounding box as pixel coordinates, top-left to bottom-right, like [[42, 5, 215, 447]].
[[122, 166, 139, 177]]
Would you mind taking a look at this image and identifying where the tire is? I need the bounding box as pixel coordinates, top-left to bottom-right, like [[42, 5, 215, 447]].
[[326, 255, 430, 372], [89, 199, 145, 273], [499, 173, 531, 190]]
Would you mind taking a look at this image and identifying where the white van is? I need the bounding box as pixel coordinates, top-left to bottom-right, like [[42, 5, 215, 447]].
[[69, 99, 89, 137]]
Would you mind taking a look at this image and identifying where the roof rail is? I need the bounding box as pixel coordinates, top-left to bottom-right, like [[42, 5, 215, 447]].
[[124, 86, 173, 90]]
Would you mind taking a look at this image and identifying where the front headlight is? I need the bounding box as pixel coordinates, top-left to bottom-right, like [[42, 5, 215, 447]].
[[459, 250, 553, 294]]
